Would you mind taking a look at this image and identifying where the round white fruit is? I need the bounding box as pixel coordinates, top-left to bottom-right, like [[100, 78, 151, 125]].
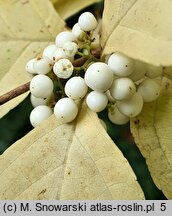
[[43, 44, 57, 61], [78, 12, 97, 31], [25, 58, 37, 74], [110, 78, 136, 100], [65, 76, 88, 100], [53, 59, 73, 79], [55, 31, 76, 47], [72, 23, 84, 38], [108, 105, 130, 125], [30, 94, 48, 107], [33, 57, 53, 75], [30, 74, 54, 98], [54, 98, 78, 123], [63, 41, 78, 58], [53, 48, 68, 62], [84, 62, 113, 92], [30, 105, 53, 127], [137, 78, 161, 102], [117, 93, 143, 117], [108, 52, 135, 77], [86, 91, 108, 112]]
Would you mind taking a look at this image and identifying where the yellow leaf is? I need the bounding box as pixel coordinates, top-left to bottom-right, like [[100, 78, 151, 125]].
[[101, 0, 136, 47], [0, 104, 144, 199], [102, 0, 172, 66], [131, 78, 172, 199], [102, 0, 172, 198], [52, 0, 101, 20], [0, 0, 65, 117]]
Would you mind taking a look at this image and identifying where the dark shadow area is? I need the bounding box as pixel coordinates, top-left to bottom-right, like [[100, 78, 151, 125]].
[[0, 96, 33, 154], [66, 1, 104, 28]]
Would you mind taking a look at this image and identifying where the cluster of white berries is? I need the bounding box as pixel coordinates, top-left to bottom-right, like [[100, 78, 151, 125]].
[[84, 53, 162, 125], [106, 54, 162, 125], [25, 11, 162, 128], [25, 12, 98, 127]]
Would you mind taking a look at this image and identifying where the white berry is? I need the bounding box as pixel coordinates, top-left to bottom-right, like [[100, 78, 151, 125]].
[[30, 74, 54, 98], [63, 41, 78, 58], [42, 44, 57, 61], [129, 61, 146, 81], [78, 12, 97, 31], [117, 93, 143, 117], [25, 58, 37, 74], [53, 59, 73, 79], [55, 31, 76, 47], [33, 57, 53, 75], [54, 98, 78, 123], [30, 105, 53, 127], [65, 76, 88, 100], [110, 78, 136, 100], [84, 62, 113, 92], [137, 78, 161, 102], [72, 23, 84, 38], [30, 94, 48, 107], [86, 91, 108, 112], [53, 48, 68, 62], [146, 64, 163, 78], [108, 52, 135, 76], [108, 105, 130, 125]]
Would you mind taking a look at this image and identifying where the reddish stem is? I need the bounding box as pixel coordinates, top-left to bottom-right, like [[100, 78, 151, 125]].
[[0, 82, 30, 105]]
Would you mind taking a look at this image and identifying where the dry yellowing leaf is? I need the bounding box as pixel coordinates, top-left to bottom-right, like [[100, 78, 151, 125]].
[[0, 104, 144, 199], [101, 0, 136, 47], [131, 78, 172, 199], [102, 0, 172, 66], [0, 0, 65, 117]]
